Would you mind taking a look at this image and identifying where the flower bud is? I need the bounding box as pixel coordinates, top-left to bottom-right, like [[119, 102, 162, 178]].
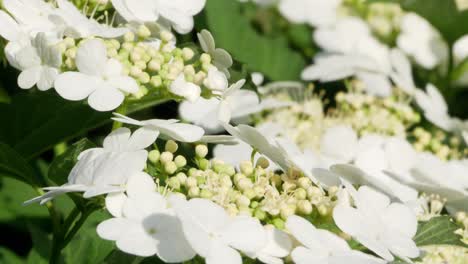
[[188, 186, 200, 197], [297, 200, 313, 215], [280, 205, 296, 220], [167, 177, 180, 190], [160, 151, 174, 164], [182, 48, 195, 61], [200, 189, 213, 199], [317, 204, 329, 216], [295, 188, 307, 200], [243, 188, 256, 200], [176, 172, 187, 185], [236, 195, 250, 208], [237, 178, 253, 191], [200, 53, 211, 64], [272, 218, 285, 230], [240, 161, 254, 176], [164, 161, 177, 175], [186, 176, 197, 188], [165, 140, 178, 153], [297, 177, 312, 189], [256, 157, 270, 169], [124, 31, 135, 42], [137, 25, 151, 39], [148, 150, 160, 163], [174, 155, 187, 168], [307, 186, 323, 199], [254, 208, 267, 221], [195, 144, 208, 158], [161, 31, 173, 42]]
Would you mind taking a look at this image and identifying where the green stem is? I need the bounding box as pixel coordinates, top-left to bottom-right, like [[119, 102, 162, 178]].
[[47, 201, 62, 264], [112, 102, 128, 130]]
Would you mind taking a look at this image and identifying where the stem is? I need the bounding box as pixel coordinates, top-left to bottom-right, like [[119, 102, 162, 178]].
[[112, 102, 128, 130], [47, 201, 62, 264]]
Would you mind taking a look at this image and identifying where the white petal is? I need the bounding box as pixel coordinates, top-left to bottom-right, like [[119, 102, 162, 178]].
[[103, 127, 132, 151], [197, 29, 215, 53], [75, 39, 108, 76], [356, 71, 392, 97], [15, 46, 41, 69], [382, 203, 417, 238], [332, 204, 364, 238], [220, 216, 266, 253], [285, 215, 321, 250], [356, 236, 394, 261], [320, 125, 357, 163], [127, 127, 159, 150], [0, 10, 20, 41], [126, 171, 156, 197], [179, 97, 221, 133], [108, 76, 139, 94], [88, 86, 125, 112], [105, 192, 127, 217], [37, 67, 59, 91], [97, 217, 130, 241], [218, 100, 232, 123], [206, 242, 242, 264], [54, 72, 100, 101], [356, 186, 391, 213], [156, 122, 205, 142], [18, 67, 41, 89], [124, 0, 158, 22], [116, 223, 158, 257], [291, 246, 326, 264]]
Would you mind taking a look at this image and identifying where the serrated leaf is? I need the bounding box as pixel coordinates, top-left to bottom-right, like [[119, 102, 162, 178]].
[[204, 0, 306, 81], [414, 216, 467, 247], [48, 139, 96, 185]]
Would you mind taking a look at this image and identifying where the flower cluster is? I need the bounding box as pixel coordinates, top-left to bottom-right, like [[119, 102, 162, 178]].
[[0, 0, 236, 111]]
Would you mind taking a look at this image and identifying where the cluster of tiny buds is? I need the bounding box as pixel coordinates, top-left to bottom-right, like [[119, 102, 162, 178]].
[[58, 25, 218, 101], [417, 193, 447, 221], [143, 141, 338, 229], [412, 127, 466, 160]]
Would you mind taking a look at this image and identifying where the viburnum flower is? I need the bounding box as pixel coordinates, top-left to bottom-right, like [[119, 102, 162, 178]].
[[245, 225, 292, 264], [97, 172, 196, 261], [319, 125, 358, 166], [51, 0, 128, 39], [112, 0, 206, 34], [170, 73, 202, 102], [14, 32, 61, 91], [197, 30, 232, 76], [2, 0, 56, 34], [333, 182, 420, 262], [54, 39, 139, 111], [25, 127, 155, 204], [278, 0, 342, 28], [112, 113, 205, 142], [397, 13, 447, 70], [203, 66, 229, 92], [389, 49, 417, 94], [286, 215, 386, 264], [414, 83, 455, 131], [171, 198, 266, 264], [388, 152, 468, 214]]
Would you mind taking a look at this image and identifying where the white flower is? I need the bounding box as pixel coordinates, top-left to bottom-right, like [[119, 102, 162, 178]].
[[172, 198, 266, 264], [389, 49, 417, 94], [25, 127, 156, 205], [112, 0, 206, 34], [319, 125, 358, 165], [0, 10, 31, 69], [197, 30, 232, 76], [286, 215, 386, 264], [203, 66, 229, 92], [15, 32, 61, 91], [2, 0, 56, 34], [278, 0, 342, 28], [388, 152, 468, 214], [333, 182, 419, 262], [112, 113, 205, 142], [213, 122, 284, 168], [303, 18, 393, 97], [222, 123, 290, 170], [51, 0, 128, 39], [54, 39, 139, 111], [97, 172, 196, 261], [414, 84, 455, 131], [397, 13, 448, 69], [245, 225, 292, 264], [170, 73, 201, 102]]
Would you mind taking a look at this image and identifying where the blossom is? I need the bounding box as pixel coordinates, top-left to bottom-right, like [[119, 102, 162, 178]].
[[278, 0, 342, 28], [203, 66, 229, 92], [302, 18, 394, 97], [245, 225, 292, 264], [389, 49, 417, 94], [51, 0, 128, 39], [112, 113, 205, 143], [397, 13, 448, 69], [0, 10, 32, 69], [25, 127, 155, 204], [169, 73, 201, 102], [414, 84, 455, 131], [286, 215, 386, 264], [112, 0, 206, 34], [15, 32, 61, 91], [97, 172, 196, 261], [333, 182, 420, 262], [54, 39, 139, 111], [197, 30, 232, 76], [171, 198, 266, 264], [2, 0, 56, 34], [319, 125, 358, 165]]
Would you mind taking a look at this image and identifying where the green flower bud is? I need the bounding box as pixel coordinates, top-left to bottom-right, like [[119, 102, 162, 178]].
[[280, 205, 296, 220], [150, 76, 162, 87], [175, 172, 187, 185], [167, 177, 180, 190], [272, 218, 285, 230], [200, 189, 213, 199], [164, 161, 177, 175], [297, 200, 313, 215], [161, 31, 173, 42], [148, 150, 160, 163], [254, 208, 267, 221], [236, 195, 250, 208], [195, 145, 208, 158], [185, 176, 197, 188], [200, 53, 211, 64], [188, 186, 200, 197], [165, 140, 178, 153], [124, 31, 135, 42], [240, 161, 254, 176], [297, 177, 312, 189], [137, 25, 151, 39], [160, 151, 174, 164], [174, 155, 187, 168], [198, 158, 210, 170], [138, 72, 150, 84], [256, 157, 270, 169], [243, 188, 256, 200], [295, 188, 307, 200], [182, 47, 194, 61], [317, 204, 329, 216]]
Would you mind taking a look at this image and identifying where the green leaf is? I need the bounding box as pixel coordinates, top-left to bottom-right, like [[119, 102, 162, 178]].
[[369, 0, 468, 45], [0, 86, 10, 104], [0, 91, 168, 160], [61, 211, 115, 264], [204, 0, 306, 81], [0, 143, 38, 185], [48, 139, 96, 185], [0, 247, 24, 264], [414, 216, 467, 247]]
